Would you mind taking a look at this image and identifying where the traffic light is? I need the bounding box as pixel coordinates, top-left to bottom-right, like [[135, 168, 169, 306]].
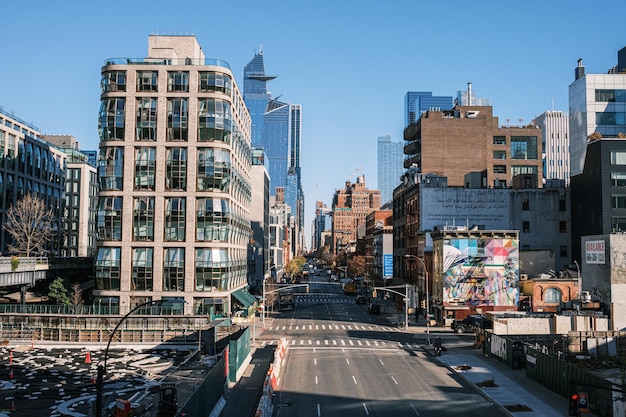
[[569, 393, 579, 416], [372, 290, 377, 298]]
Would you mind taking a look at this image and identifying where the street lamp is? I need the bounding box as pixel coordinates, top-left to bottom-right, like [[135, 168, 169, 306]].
[[96, 299, 184, 417], [262, 266, 275, 327], [405, 254, 430, 344]]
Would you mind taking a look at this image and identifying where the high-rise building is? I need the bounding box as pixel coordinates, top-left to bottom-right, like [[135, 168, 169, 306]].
[[532, 111, 570, 185], [243, 51, 305, 255], [377, 135, 404, 205], [404, 91, 453, 127], [570, 48, 626, 262], [403, 94, 543, 188], [331, 176, 380, 255], [249, 148, 270, 291], [43, 135, 98, 257], [93, 35, 253, 316], [0, 109, 66, 255]]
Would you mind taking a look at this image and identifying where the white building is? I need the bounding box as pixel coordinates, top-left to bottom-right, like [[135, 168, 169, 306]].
[[532, 111, 570, 185]]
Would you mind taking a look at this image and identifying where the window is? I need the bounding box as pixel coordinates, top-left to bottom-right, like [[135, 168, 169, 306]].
[[133, 197, 154, 241], [166, 147, 187, 190], [198, 99, 232, 142], [97, 197, 122, 240], [559, 198, 566, 211], [493, 150, 506, 159], [544, 287, 562, 303], [164, 248, 185, 292], [131, 248, 153, 291], [165, 197, 186, 241], [136, 98, 157, 141], [197, 148, 231, 191], [596, 112, 626, 125], [196, 198, 230, 241], [101, 71, 126, 92], [167, 98, 188, 141], [95, 247, 121, 290], [493, 136, 506, 145], [98, 147, 124, 190], [199, 71, 232, 94], [134, 147, 156, 190], [137, 71, 158, 92], [510, 136, 538, 160], [168, 71, 189, 92], [522, 221, 530, 233], [613, 195, 626, 209], [611, 173, 626, 187], [512, 166, 538, 176], [560, 221, 567, 233], [595, 89, 626, 103], [522, 199, 529, 210], [493, 165, 506, 174], [195, 248, 228, 291], [612, 217, 626, 232], [98, 98, 126, 141], [611, 151, 626, 165]]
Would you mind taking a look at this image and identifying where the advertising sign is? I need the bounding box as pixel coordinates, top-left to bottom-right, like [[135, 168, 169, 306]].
[[383, 254, 393, 278], [585, 240, 606, 264]]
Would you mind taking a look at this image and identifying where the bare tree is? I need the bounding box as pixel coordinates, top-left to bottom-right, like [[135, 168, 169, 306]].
[[3, 194, 55, 256], [71, 282, 84, 306]]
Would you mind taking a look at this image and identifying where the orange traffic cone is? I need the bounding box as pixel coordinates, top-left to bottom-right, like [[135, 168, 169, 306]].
[[91, 375, 96, 384], [84, 352, 91, 364], [9, 369, 13, 379]]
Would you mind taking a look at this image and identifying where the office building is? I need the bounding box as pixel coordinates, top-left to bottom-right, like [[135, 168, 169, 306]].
[[377, 135, 404, 205], [404, 91, 453, 127], [570, 47, 626, 263], [93, 35, 253, 316], [0, 109, 66, 255], [44, 135, 98, 257], [249, 148, 270, 291], [532, 111, 570, 185]]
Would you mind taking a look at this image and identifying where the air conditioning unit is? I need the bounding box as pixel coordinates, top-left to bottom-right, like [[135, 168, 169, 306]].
[[581, 291, 591, 303], [520, 274, 529, 280]]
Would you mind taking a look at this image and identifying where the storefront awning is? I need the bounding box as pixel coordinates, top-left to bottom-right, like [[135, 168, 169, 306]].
[[232, 288, 256, 308]]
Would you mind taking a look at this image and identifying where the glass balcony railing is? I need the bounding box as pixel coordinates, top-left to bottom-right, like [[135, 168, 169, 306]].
[[104, 57, 231, 70]]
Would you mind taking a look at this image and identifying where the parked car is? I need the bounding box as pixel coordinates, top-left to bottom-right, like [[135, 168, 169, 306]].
[[451, 314, 492, 333], [368, 302, 381, 314]]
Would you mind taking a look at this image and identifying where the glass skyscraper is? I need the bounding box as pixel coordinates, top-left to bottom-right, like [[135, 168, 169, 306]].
[[377, 135, 404, 205], [404, 91, 453, 127]]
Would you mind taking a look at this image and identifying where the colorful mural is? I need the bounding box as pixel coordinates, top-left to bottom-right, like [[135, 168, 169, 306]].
[[443, 238, 519, 307]]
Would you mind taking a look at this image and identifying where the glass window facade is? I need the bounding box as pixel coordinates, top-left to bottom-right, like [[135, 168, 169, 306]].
[[164, 197, 186, 241], [101, 71, 126, 92], [167, 98, 188, 141], [196, 197, 230, 241], [133, 197, 154, 241], [137, 71, 158, 92], [595, 89, 626, 102], [98, 98, 126, 141], [136, 98, 157, 141], [164, 248, 185, 292], [98, 147, 124, 190], [168, 71, 189, 92], [134, 147, 156, 190], [131, 247, 153, 291], [198, 99, 232, 142], [195, 248, 228, 291], [510, 136, 538, 160], [95, 247, 121, 290], [166, 147, 187, 190], [199, 71, 232, 95], [197, 148, 231, 191], [97, 197, 122, 240]]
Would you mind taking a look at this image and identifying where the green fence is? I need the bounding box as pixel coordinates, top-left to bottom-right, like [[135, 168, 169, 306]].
[[178, 354, 226, 416]]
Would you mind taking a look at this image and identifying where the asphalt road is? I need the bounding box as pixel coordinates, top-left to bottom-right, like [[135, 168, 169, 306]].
[[261, 272, 510, 417]]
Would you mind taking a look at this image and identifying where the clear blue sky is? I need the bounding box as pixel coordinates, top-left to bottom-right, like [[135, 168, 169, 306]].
[[2, 1, 626, 248]]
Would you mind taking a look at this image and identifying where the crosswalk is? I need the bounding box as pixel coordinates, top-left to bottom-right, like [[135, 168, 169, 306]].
[[257, 338, 423, 350], [294, 295, 356, 304], [266, 323, 399, 332]]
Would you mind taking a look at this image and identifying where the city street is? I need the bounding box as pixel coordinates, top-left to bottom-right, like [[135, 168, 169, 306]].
[[257, 272, 510, 417]]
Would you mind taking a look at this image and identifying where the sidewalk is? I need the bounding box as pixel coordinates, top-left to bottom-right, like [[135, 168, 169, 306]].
[[406, 315, 594, 417], [220, 319, 275, 417]]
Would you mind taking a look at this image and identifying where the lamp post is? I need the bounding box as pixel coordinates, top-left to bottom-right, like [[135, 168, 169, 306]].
[[96, 299, 182, 417], [405, 254, 430, 344], [262, 266, 275, 327]]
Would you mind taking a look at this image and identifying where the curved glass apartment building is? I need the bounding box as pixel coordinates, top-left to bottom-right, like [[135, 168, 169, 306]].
[[94, 35, 252, 316]]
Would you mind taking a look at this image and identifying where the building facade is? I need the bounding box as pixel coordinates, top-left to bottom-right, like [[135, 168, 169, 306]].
[[0, 109, 66, 256], [93, 35, 253, 316], [404, 91, 453, 127], [377, 135, 404, 205], [532, 111, 570, 185], [44, 135, 98, 258], [249, 148, 270, 291]]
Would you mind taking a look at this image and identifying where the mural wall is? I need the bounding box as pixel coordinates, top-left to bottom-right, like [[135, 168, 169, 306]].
[[443, 237, 519, 307]]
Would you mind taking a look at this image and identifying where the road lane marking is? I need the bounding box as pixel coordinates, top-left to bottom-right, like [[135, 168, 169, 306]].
[[325, 340, 329, 345], [391, 376, 398, 384], [346, 358, 350, 365], [352, 375, 358, 384], [315, 376, 318, 385], [379, 358, 384, 365], [317, 403, 321, 416], [363, 403, 370, 415], [410, 403, 420, 415]]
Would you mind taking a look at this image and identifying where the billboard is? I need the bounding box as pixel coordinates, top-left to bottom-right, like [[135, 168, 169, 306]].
[[383, 254, 393, 278], [585, 240, 605, 264]]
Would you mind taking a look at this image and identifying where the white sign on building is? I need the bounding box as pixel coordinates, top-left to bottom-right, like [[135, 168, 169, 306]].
[[585, 240, 606, 264]]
